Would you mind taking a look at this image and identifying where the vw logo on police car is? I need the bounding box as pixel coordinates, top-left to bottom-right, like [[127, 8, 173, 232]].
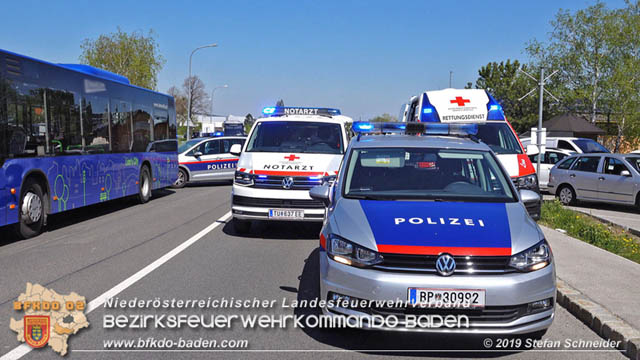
[[435, 254, 456, 276], [282, 177, 294, 190]]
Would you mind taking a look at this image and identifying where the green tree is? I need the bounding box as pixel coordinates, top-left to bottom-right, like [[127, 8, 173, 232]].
[[276, 99, 285, 107], [604, 1, 640, 151], [526, 2, 617, 123], [244, 113, 255, 133], [370, 113, 397, 122], [80, 27, 165, 90], [468, 60, 561, 133]]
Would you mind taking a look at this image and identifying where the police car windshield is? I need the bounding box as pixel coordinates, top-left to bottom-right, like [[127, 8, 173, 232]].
[[343, 147, 516, 202], [246, 121, 343, 154], [476, 123, 523, 155], [178, 139, 201, 153]]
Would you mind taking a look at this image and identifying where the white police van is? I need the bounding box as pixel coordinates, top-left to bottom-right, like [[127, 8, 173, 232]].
[[402, 89, 540, 219], [229, 107, 352, 233]]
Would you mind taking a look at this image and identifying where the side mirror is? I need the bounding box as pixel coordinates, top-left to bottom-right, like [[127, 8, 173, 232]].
[[526, 144, 540, 155], [621, 170, 631, 177], [309, 184, 331, 207], [230, 144, 242, 156], [193, 151, 203, 157], [519, 189, 541, 205]]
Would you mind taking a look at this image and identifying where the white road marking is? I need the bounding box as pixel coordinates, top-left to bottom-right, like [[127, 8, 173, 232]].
[[0, 211, 232, 360]]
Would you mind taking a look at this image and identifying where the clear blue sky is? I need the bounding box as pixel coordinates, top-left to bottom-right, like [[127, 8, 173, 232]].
[[0, 0, 628, 120]]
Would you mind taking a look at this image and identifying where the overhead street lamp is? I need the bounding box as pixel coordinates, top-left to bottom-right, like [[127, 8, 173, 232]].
[[210, 84, 229, 115], [187, 43, 217, 140]]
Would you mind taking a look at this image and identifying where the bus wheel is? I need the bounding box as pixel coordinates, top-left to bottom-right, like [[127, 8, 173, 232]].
[[172, 168, 187, 189], [16, 179, 46, 239], [138, 166, 152, 204]]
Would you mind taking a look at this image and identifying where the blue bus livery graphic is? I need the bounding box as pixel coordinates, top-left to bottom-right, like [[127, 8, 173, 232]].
[[0, 48, 178, 235]]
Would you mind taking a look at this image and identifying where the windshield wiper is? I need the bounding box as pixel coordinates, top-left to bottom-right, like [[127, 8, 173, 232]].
[[346, 194, 395, 200]]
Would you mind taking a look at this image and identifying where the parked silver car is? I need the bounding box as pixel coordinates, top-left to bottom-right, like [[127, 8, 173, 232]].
[[528, 149, 573, 192], [548, 153, 640, 207]]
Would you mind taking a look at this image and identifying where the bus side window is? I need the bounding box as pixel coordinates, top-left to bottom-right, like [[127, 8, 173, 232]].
[[153, 108, 169, 140], [167, 97, 177, 140], [6, 82, 47, 157], [132, 104, 151, 152], [83, 96, 110, 154], [47, 89, 82, 155], [111, 100, 132, 153]]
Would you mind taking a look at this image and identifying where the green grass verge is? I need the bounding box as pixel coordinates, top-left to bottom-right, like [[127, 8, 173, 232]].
[[540, 200, 640, 264]]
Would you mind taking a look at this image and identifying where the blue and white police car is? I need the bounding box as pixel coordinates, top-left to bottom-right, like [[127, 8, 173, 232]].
[[309, 122, 555, 335], [173, 135, 246, 188], [229, 107, 351, 233]]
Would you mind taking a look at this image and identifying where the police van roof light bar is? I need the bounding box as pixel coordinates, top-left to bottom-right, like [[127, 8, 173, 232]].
[[352, 121, 477, 137], [262, 106, 341, 117]]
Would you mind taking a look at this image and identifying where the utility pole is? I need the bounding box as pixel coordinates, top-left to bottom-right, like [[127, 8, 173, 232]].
[[186, 43, 217, 140], [518, 68, 559, 175], [449, 71, 453, 88]]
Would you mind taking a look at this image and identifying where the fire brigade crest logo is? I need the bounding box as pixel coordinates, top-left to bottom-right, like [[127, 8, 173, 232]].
[[10, 283, 89, 356], [24, 315, 50, 348]]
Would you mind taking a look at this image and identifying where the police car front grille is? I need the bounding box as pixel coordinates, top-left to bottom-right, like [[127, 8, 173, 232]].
[[365, 304, 528, 323], [374, 254, 515, 275], [253, 175, 323, 190], [232, 195, 325, 209]]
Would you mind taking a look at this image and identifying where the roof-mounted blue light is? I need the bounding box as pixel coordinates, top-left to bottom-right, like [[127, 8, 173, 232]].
[[352, 122, 477, 137], [486, 94, 506, 121], [213, 131, 224, 137], [353, 122, 374, 131], [263, 107, 276, 115], [419, 93, 440, 122], [408, 123, 478, 136]]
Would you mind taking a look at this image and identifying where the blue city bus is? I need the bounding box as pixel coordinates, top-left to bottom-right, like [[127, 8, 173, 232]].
[[0, 49, 178, 238]]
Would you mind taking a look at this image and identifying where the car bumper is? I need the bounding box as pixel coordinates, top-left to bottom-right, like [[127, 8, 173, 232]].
[[231, 184, 325, 221], [319, 252, 556, 334]]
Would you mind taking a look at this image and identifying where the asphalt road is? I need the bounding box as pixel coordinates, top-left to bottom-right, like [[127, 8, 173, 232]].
[[0, 184, 627, 359]]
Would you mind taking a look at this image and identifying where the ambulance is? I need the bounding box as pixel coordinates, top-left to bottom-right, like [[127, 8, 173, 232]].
[[401, 89, 540, 219], [229, 107, 352, 233]]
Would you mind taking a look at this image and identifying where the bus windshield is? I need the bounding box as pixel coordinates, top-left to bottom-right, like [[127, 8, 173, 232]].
[[246, 121, 343, 154]]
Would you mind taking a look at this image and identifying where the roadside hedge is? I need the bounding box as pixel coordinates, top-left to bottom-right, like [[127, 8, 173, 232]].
[[540, 200, 640, 264]]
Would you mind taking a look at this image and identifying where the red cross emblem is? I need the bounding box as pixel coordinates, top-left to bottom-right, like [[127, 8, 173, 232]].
[[284, 154, 300, 161], [450, 96, 470, 107]]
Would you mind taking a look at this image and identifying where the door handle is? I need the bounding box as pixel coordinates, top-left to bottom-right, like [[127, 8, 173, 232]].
[[598, 177, 605, 181], [569, 174, 576, 178]]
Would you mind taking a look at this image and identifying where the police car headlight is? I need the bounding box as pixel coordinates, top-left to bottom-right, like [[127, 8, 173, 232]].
[[514, 174, 538, 190], [234, 171, 254, 186], [509, 240, 551, 272], [327, 234, 383, 267]]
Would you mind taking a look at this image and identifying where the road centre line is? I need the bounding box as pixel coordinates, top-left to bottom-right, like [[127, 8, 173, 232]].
[[0, 211, 232, 360]]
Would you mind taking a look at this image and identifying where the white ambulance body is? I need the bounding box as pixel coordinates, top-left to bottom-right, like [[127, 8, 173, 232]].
[[402, 89, 540, 219]]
